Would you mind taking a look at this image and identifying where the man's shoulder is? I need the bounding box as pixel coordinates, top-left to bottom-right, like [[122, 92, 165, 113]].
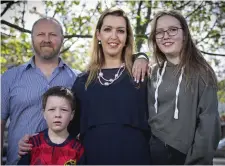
[[1, 63, 27, 80], [75, 71, 89, 82], [63, 65, 81, 77], [70, 68, 81, 75]]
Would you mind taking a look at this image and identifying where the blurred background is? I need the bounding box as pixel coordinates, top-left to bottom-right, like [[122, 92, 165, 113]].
[[1, 0, 225, 164]]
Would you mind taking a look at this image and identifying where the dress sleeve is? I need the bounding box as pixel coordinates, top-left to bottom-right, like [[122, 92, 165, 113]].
[[76, 143, 86, 165], [68, 77, 81, 138], [185, 83, 221, 164], [17, 153, 31, 165]]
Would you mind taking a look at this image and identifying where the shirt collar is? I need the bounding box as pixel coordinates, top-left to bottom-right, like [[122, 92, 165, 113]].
[[23, 56, 67, 70]]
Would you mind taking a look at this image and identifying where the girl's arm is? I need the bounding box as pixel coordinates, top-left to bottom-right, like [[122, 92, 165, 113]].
[[185, 82, 221, 164]]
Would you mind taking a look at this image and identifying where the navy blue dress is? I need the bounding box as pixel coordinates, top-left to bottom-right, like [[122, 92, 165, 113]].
[[69, 68, 151, 165]]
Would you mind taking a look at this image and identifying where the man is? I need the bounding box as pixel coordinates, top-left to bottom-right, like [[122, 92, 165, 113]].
[[1, 17, 80, 164], [1, 17, 148, 164]]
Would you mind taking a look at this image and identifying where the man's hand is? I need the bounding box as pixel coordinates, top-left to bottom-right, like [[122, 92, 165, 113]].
[[132, 58, 148, 83], [18, 134, 32, 157]]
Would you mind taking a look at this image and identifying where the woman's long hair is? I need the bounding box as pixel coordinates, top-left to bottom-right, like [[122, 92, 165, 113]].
[[85, 7, 134, 89]]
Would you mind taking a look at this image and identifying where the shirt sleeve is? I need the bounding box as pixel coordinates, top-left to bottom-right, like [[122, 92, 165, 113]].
[[1, 69, 16, 121], [185, 84, 221, 164], [17, 153, 31, 165]]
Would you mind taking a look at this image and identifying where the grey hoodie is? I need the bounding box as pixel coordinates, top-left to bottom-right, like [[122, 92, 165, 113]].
[[147, 61, 221, 164]]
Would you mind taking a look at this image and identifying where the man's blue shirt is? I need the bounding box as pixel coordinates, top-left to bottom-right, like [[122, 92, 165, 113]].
[[1, 57, 80, 164]]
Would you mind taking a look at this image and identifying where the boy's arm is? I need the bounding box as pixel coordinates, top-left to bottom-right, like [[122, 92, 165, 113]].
[[17, 153, 31, 165]]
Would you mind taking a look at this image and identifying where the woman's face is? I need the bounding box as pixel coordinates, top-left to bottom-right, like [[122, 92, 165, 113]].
[[155, 15, 184, 58], [97, 15, 127, 59]]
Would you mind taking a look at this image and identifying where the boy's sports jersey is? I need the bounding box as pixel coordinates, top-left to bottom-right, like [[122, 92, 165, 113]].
[[17, 129, 85, 165]]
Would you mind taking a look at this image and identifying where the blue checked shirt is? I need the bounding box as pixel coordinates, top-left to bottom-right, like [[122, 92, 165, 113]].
[[1, 57, 80, 164]]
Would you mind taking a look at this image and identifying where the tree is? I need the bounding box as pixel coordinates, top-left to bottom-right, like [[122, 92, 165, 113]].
[[218, 79, 225, 103], [1, 0, 225, 73]]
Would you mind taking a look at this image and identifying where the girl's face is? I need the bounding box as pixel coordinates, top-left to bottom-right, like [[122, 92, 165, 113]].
[[155, 15, 184, 59], [97, 15, 127, 59]]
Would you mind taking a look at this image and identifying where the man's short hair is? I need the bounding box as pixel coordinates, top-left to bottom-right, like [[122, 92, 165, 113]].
[[31, 17, 64, 36], [42, 86, 75, 111]]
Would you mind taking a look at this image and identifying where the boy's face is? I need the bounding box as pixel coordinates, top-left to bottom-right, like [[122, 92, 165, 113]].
[[43, 96, 74, 133]]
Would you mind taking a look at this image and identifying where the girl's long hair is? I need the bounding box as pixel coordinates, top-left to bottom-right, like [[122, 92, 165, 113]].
[[148, 10, 217, 88]]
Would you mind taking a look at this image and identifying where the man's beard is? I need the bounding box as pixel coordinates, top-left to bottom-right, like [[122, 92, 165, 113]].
[[32, 43, 61, 60]]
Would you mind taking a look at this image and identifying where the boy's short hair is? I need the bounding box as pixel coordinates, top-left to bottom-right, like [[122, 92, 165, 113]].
[[42, 86, 75, 111]]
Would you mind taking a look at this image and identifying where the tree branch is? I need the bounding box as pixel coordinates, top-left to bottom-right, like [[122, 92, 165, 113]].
[[196, 18, 217, 45], [201, 51, 225, 57], [135, 1, 143, 35], [185, 1, 204, 19], [80, 2, 100, 27], [1, 19, 93, 38], [174, 1, 192, 10], [64, 34, 92, 39], [1, 32, 16, 38], [21, 1, 26, 28], [61, 38, 79, 54], [29, 7, 45, 17], [1, 1, 21, 17], [1, 1, 12, 4], [60, 46, 71, 54], [1, 20, 31, 33]]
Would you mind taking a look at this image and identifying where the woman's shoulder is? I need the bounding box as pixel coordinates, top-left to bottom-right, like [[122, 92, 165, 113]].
[[75, 71, 89, 83], [72, 72, 89, 92]]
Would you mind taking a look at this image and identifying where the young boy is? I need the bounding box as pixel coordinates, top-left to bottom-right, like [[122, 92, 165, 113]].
[[17, 86, 85, 165]]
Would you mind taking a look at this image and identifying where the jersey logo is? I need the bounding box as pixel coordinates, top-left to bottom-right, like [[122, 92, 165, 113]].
[[64, 159, 76, 165]]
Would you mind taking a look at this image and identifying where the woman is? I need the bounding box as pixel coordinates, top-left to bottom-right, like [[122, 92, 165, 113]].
[[68, 7, 151, 164], [17, 8, 150, 165], [147, 10, 221, 165]]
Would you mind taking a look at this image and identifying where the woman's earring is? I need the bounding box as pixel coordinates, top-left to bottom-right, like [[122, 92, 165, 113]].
[[98, 40, 101, 45]]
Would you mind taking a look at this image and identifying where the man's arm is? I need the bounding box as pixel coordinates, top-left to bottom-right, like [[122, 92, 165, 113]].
[[1, 70, 13, 164], [1, 120, 6, 164]]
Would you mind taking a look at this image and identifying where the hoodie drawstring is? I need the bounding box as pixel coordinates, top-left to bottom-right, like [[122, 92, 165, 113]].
[[154, 61, 184, 119], [154, 61, 167, 114]]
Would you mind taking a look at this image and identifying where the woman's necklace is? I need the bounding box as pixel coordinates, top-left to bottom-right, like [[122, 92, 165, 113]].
[[98, 63, 125, 86]]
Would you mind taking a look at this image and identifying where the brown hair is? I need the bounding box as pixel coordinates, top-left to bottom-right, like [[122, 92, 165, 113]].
[[42, 86, 75, 111], [85, 7, 134, 89], [148, 10, 217, 87]]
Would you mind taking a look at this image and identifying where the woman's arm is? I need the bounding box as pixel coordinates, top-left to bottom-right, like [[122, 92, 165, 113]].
[[17, 153, 31, 165], [68, 77, 81, 138]]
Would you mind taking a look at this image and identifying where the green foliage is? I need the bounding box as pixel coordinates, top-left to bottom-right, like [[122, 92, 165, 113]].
[[218, 79, 225, 103], [1, 33, 33, 73], [1, 1, 224, 104]]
